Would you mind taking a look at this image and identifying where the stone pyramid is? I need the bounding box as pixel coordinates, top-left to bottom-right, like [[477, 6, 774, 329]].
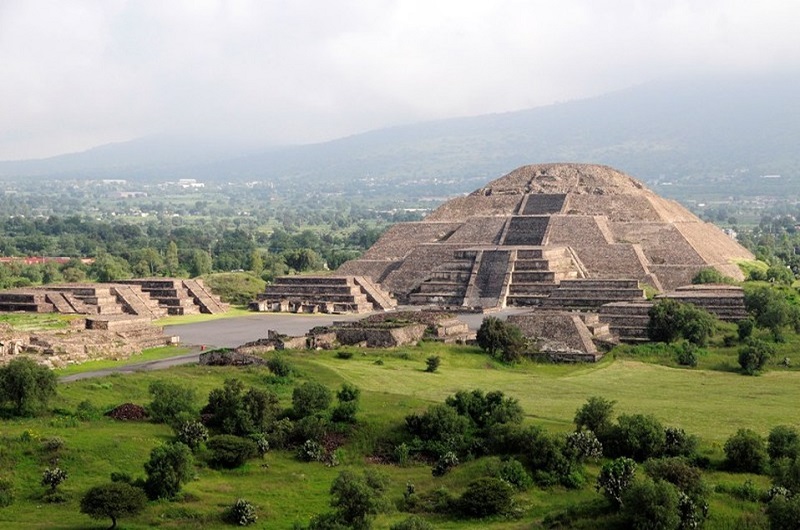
[[337, 163, 753, 308]]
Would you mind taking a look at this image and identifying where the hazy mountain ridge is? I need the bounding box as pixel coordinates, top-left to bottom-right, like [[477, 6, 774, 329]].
[[2, 72, 799, 187]]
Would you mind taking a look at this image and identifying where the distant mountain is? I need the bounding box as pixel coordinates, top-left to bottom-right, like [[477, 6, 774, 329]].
[[2, 72, 799, 190]]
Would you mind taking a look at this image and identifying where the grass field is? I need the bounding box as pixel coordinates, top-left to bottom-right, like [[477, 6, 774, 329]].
[[0, 341, 794, 528]]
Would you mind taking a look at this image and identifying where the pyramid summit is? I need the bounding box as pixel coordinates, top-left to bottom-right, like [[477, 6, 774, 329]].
[[332, 163, 753, 308]]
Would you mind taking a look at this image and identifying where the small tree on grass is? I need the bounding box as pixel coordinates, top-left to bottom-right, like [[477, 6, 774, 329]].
[[292, 382, 333, 418], [332, 383, 361, 424], [311, 469, 389, 529], [647, 299, 716, 346], [224, 498, 258, 526], [425, 356, 441, 373], [724, 429, 768, 474], [143, 442, 194, 500], [0, 357, 57, 416], [738, 338, 774, 375], [174, 420, 209, 451], [147, 380, 197, 427], [596, 457, 636, 507], [476, 317, 528, 362], [42, 467, 68, 493], [207, 435, 258, 469], [458, 477, 514, 518], [574, 396, 616, 435], [620, 477, 680, 529], [80, 482, 147, 529]]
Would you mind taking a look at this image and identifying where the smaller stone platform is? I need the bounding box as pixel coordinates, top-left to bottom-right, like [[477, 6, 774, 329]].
[[255, 275, 396, 314]]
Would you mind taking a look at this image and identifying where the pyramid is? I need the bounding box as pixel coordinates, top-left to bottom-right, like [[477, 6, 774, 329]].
[[337, 163, 753, 308]]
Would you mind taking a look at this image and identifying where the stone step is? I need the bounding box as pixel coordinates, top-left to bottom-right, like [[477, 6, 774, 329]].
[[548, 288, 646, 300], [508, 283, 559, 295], [559, 279, 641, 289]]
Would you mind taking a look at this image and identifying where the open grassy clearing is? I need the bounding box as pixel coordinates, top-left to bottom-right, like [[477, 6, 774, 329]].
[[1, 342, 796, 528], [153, 307, 251, 326], [0, 312, 83, 331]]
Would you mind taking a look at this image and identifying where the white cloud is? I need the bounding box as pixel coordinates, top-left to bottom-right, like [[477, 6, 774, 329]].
[[1, 0, 799, 159]]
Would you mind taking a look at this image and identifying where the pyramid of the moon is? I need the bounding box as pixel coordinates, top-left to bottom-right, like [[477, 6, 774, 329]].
[[335, 163, 753, 308]]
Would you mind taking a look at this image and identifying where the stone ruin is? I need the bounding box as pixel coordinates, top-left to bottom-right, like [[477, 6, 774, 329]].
[[255, 275, 396, 314], [0, 278, 227, 367], [259, 163, 755, 360], [234, 311, 472, 354]]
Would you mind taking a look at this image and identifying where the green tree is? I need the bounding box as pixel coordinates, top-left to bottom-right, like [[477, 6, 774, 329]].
[[204, 379, 280, 436], [458, 477, 514, 518], [206, 435, 258, 469], [574, 396, 616, 435], [768, 425, 800, 462], [621, 477, 681, 530], [0, 357, 57, 416], [143, 442, 194, 500], [596, 457, 637, 507], [292, 382, 333, 418], [744, 286, 792, 338], [249, 250, 264, 275], [323, 469, 389, 530], [767, 494, 800, 530], [80, 482, 147, 530], [476, 317, 527, 362], [724, 429, 768, 474], [147, 380, 197, 427], [738, 338, 774, 375], [186, 249, 213, 277], [647, 299, 716, 346], [165, 241, 180, 276]]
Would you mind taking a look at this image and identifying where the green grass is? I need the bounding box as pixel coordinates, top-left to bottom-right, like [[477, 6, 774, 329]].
[[2, 342, 798, 528], [53, 346, 192, 376], [0, 313, 82, 331]]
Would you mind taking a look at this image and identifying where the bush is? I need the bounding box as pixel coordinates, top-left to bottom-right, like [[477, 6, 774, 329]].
[[476, 317, 528, 362], [663, 427, 698, 458], [80, 482, 147, 529], [458, 477, 514, 518], [406, 404, 473, 458], [574, 396, 616, 435], [175, 420, 209, 450], [327, 469, 389, 529], [724, 429, 768, 474], [204, 379, 281, 436], [143, 442, 194, 500], [431, 452, 459, 477], [675, 342, 699, 367], [607, 414, 666, 461], [335, 350, 354, 360], [494, 458, 532, 491], [292, 382, 333, 418], [644, 457, 706, 502], [0, 357, 57, 416], [225, 498, 258, 526], [444, 389, 524, 429], [266, 356, 292, 377], [647, 299, 716, 346], [744, 286, 792, 337], [565, 430, 603, 462], [332, 383, 360, 424], [75, 399, 101, 421], [771, 456, 800, 492], [766, 493, 800, 530], [737, 318, 755, 342], [207, 435, 258, 469], [41, 467, 68, 492], [621, 478, 680, 530], [596, 457, 637, 507], [0, 478, 14, 508], [692, 267, 735, 285], [768, 425, 800, 462], [147, 380, 197, 427], [424, 356, 440, 373], [738, 338, 774, 375]]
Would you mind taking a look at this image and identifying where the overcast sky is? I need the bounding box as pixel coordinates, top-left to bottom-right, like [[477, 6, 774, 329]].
[[1, 0, 799, 160]]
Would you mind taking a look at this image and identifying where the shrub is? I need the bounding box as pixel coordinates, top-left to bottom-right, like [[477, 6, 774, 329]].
[[175, 420, 209, 450], [336, 383, 360, 403], [744, 286, 792, 337], [75, 399, 101, 421], [771, 456, 800, 492], [143, 442, 194, 500], [574, 396, 615, 435], [41, 467, 68, 492], [644, 457, 706, 502], [647, 299, 716, 346], [292, 382, 333, 418], [494, 458, 532, 491], [335, 350, 354, 360], [565, 430, 603, 462], [207, 435, 258, 469], [147, 380, 197, 427], [476, 317, 528, 362], [266, 356, 292, 377], [768, 425, 800, 462], [663, 427, 698, 458], [738, 338, 774, 375], [596, 457, 637, 507], [424, 356, 440, 373], [80, 482, 147, 530], [724, 429, 768, 474], [266, 418, 294, 450], [41, 436, 65, 452], [328, 469, 389, 529], [766, 493, 800, 530], [692, 267, 735, 285], [331, 401, 358, 424], [298, 439, 326, 463], [737, 318, 755, 341], [0, 357, 57, 416], [607, 414, 666, 461], [225, 498, 258, 526], [621, 478, 680, 529], [675, 342, 698, 367], [458, 477, 514, 518], [0, 478, 14, 508], [250, 433, 269, 457], [431, 452, 459, 477], [406, 404, 473, 458], [204, 379, 280, 436]]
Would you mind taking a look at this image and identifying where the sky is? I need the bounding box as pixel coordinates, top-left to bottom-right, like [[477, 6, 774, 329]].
[[1, 0, 799, 161]]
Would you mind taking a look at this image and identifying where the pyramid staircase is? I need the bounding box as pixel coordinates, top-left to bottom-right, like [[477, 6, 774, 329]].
[[504, 247, 581, 306], [182, 279, 230, 314], [408, 250, 477, 306], [258, 276, 395, 313]]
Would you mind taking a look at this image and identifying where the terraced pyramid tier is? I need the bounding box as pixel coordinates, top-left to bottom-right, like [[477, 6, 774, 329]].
[[337, 163, 753, 308]]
